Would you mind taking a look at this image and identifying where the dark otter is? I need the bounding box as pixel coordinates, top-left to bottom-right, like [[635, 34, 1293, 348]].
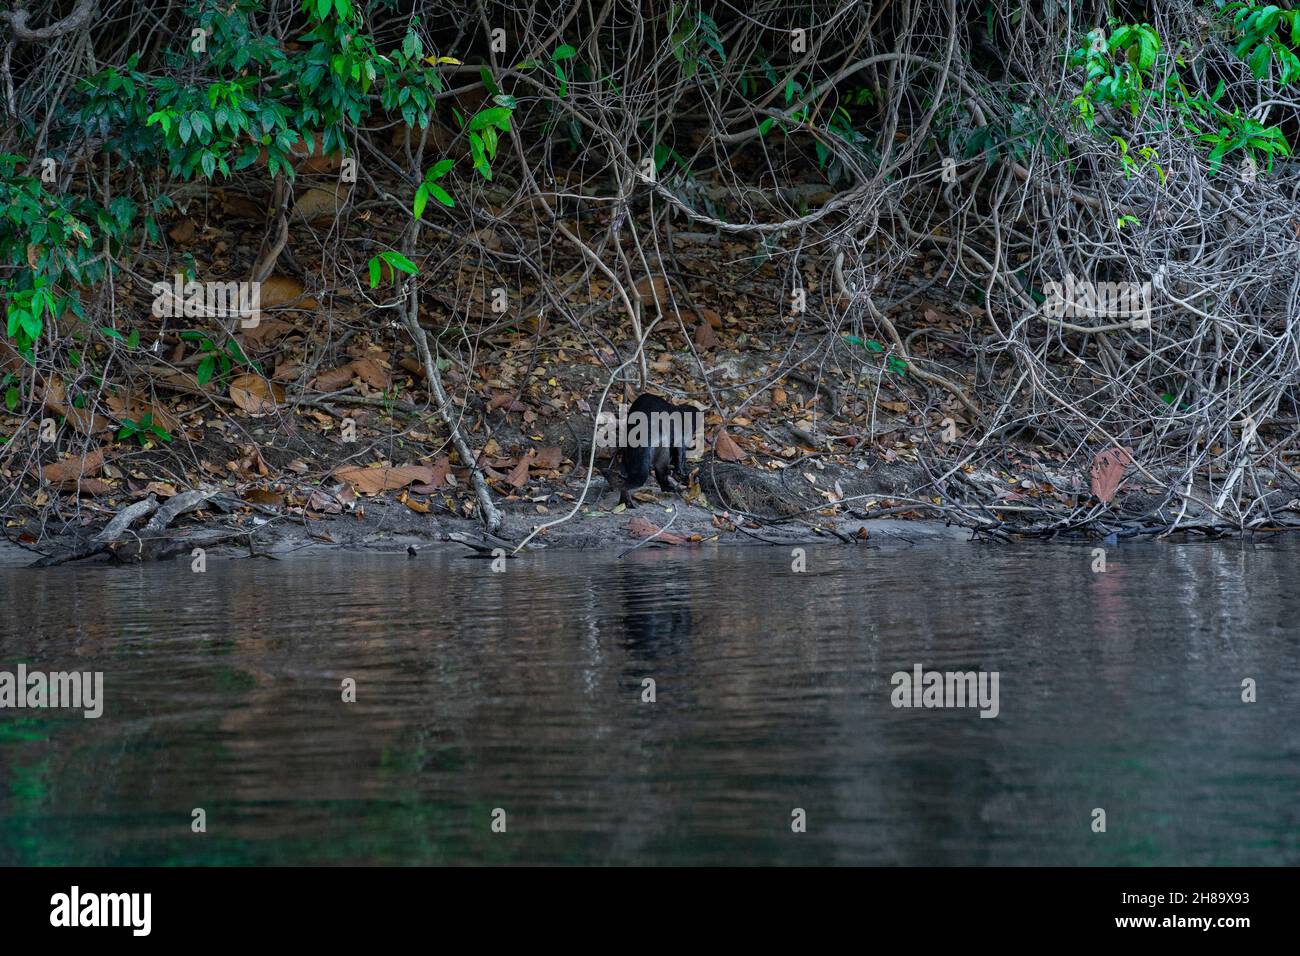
[[607, 393, 702, 508]]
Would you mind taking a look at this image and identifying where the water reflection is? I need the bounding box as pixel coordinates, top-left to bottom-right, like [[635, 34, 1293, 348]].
[[0, 539, 1297, 865]]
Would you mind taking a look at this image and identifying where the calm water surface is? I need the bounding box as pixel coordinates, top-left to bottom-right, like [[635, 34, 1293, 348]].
[[1, 539, 1297, 865]]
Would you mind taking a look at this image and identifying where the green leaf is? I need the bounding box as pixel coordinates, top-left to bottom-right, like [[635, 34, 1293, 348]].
[[428, 183, 454, 207], [414, 183, 429, 220], [552, 44, 577, 61], [469, 133, 489, 179], [380, 250, 418, 275], [197, 354, 216, 386], [1137, 33, 1158, 70], [468, 107, 512, 132], [1250, 42, 1272, 79]]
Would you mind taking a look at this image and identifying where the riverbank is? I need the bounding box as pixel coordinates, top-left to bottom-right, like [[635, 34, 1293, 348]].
[[2, 453, 981, 569], [8, 441, 1299, 571]]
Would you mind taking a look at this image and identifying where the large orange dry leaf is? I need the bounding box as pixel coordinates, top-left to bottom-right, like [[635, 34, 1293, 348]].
[[43, 447, 106, 486], [1090, 447, 1134, 504], [334, 463, 436, 495]]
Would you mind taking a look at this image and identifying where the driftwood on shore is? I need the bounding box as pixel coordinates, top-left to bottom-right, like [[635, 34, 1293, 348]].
[[25, 489, 256, 567]]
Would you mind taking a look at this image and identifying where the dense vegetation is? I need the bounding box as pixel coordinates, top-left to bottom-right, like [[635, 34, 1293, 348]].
[[3, 0, 1300, 547]]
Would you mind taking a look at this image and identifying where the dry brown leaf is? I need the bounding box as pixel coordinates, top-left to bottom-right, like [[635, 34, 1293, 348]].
[[168, 218, 196, 243], [106, 393, 181, 435], [71, 478, 114, 497], [308, 488, 344, 513], [401, 493, 431, 514], [43, 447, 106, 486], [333, 463, 434, 495], [229, 374, 284, 415], [714, 428, 746, 462], [292, 184, 349, 223], [626, 515, 687, 545], [923, 307, 961, 327], [531, 446, 563, 469], [506, 456, 531, 489], [291, 135, 343, 174], [271, 361, 304, 383], [1091, 447, 1134, 504], [409, 457, 451, 493], [258, 275, 312, 309], [239, 319, 295, 350], [349, 356, 391, 390], [243, 488, 284, 507], [693, 322, 719, 349], [312, 363, 356, 391], [634, 275, 670, 307], [39, 378, 111, 435], [697, 307, 723, 329]]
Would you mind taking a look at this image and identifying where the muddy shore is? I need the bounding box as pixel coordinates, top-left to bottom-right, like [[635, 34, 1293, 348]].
[[1, 453, 981, 569]]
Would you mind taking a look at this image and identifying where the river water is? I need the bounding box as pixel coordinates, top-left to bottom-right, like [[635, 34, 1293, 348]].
[[1, 539, 1297, 865]]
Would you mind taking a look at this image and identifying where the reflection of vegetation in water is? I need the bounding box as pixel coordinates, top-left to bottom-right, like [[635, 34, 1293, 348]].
[[0, 717, 60, 866], [3, 714, 537, 865], [0, 716, 48, 744]]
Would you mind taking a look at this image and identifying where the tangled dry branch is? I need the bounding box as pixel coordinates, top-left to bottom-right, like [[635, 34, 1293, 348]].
[[2, 0, 1299, 544]]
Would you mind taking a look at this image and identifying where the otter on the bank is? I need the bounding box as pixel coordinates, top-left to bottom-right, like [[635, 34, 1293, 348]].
[[606, 392, 702, 508]]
